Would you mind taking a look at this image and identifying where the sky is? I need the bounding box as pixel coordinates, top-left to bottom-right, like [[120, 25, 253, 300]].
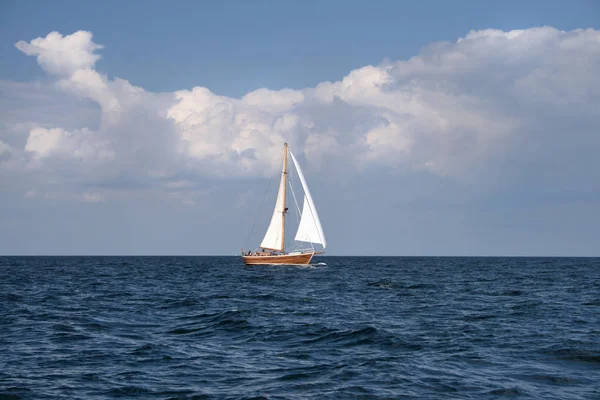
[[1, 0, 599, 256]]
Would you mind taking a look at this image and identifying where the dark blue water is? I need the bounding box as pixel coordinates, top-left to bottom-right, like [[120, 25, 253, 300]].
[[1, 257, 598, 399]]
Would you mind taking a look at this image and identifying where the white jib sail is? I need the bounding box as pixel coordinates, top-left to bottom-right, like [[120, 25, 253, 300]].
[[260, 167, 286, 250], [289, 151, 326, 248]]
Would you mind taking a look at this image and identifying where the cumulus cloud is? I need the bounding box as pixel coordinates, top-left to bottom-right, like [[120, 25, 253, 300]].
[[15, 31, 123, 115], [167, 86, 304, 177], [4, 26, 600, 201], [310, 27, 600, 179], [15, 31, 103, 76], [25, 127, 114, 162]]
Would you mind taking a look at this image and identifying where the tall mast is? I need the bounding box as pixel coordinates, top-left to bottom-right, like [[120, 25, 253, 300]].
[[281, 143, 288, 252]]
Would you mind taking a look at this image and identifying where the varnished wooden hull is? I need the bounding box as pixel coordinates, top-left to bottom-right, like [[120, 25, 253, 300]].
[[242, 252, 314, 265]]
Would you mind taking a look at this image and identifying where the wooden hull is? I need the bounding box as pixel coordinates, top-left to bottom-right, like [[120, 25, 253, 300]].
[[242, 252, 314, 265]]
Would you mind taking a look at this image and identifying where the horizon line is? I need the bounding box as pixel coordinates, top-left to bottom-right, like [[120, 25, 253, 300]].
[[1, 254, 598, 258]]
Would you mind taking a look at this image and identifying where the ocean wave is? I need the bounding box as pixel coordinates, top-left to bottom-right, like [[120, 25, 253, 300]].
[[2, 255, 599, 399]]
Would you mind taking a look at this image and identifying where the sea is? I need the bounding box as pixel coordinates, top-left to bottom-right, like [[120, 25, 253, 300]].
[[0, 256, 598, 399]]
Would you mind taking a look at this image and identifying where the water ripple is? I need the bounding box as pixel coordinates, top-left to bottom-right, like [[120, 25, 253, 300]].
[[1, 256, 599, 399]]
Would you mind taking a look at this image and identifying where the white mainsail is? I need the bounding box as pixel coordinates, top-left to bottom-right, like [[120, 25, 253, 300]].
[[259, 169, 286, 250], [289, 151, 326, 248]]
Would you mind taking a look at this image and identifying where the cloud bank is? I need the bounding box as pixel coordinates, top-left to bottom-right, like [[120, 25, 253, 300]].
[[3, 27, 600, 202]]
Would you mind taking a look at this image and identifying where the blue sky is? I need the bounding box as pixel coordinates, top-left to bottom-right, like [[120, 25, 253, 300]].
[[2, 0, 599, 96], [1, 1, 599, 255]]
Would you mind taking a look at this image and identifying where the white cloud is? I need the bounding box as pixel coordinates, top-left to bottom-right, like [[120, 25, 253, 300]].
[[4, 27, 600, 201], [25, 127, 62, 157], [242, 88, 304, 113], [15, 31, 103, 76], [14, 31, 132, 117], [167, 86, 304, 177], [25, 127, 114, 163]]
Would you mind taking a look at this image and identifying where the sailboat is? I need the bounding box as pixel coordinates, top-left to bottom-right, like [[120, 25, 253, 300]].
[[242, 143, 326, 265]]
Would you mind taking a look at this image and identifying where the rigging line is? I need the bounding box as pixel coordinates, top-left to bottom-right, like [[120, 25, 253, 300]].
[[244, 160, 277, 250], [286, 161, 299, 250], [288, 182, 302, 223], [287, 151, 304, 251], [288, 170, 301, 225]]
